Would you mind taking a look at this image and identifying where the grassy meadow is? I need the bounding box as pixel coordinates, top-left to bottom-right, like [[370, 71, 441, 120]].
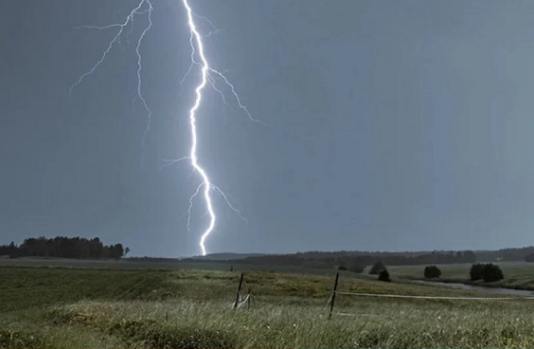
[[389, 261, 534, 290], [3, 261, 534, 348]]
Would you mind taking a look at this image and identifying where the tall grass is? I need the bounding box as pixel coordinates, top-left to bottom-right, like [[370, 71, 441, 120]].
[[47, 298, 534, 349], [4, 266, 534, 348]]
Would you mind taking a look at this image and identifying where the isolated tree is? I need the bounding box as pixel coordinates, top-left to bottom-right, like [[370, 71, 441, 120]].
[[470, 263, 485, 281], [424, 265, 442, 279], [337, 265, 347, 271], [482, 263, 504, 282], [378, 269, 391, 282], [369, 261, 386, 275]]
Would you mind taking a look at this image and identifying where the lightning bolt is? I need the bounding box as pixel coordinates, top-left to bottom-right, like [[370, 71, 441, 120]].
[[70, 0, 154, 158], [182, 0, 258, 255], [181, 0, 216, 257], [71, 0, 255, 257], [135, 0, 154, 150]]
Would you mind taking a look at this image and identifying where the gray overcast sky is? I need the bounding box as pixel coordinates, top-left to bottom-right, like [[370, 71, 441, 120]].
[[2, 0, 534, 257]]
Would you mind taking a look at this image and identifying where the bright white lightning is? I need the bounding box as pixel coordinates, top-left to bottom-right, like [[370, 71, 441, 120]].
[[212, 185, 248, 224], [208, 67, 262, 124], [181, 0, 216, 256], [180, 0, 258, 255], [72, 0, 254, 257]]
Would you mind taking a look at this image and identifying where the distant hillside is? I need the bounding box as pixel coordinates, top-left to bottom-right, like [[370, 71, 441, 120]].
[[237, 250, 477, 272], [475, 246, 534, 262], [228, 247, 534, 271]]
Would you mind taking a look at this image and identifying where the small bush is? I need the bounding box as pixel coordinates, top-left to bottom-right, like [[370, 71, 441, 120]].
[[470, 263, 485, 281], [469, 263, 504, 282], [482, 263, 504, 282], [369, 261, 386, 275], [378, 269, 391, 282], [424, 265, 441, 279]]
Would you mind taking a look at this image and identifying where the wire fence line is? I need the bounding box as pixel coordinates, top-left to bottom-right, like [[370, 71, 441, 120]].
[[215, 271, 534, 319], [232, 272, 253, 309], [327, 272, 534, 319], [335, 290, 534, 301]]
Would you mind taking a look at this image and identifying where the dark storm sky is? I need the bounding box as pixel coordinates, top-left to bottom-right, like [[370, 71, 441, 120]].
[[2, 0, 534, 257]]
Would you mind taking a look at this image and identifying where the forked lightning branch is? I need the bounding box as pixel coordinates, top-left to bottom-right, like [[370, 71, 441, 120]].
[[70, 0, 253, 256]]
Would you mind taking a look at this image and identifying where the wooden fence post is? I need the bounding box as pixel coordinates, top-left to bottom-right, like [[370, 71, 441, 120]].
[[328, 272, 340, 319], [233, 272, 244, 309]]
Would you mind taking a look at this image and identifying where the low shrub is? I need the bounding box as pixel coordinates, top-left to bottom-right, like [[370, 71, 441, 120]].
[[369, 261, 386, 275], [470, 263, 504, 282], [482, 263, 504, 282], [378, 269, 391, 282], [470, 263, 485, 281], [424, 265, 441, 279]]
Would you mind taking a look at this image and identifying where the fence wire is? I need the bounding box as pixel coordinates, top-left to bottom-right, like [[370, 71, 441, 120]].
[[335, 290, 534, 301]]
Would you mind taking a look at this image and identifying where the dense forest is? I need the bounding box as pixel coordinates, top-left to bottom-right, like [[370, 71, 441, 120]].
[[0, 237, 127, 259]]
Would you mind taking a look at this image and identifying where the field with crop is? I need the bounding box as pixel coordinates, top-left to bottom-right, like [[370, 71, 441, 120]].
[[3, 263, 534, 348]]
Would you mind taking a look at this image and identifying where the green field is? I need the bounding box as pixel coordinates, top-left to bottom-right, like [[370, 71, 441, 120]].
[[389, 261, 534, 290], [3, 261, 534, 348]]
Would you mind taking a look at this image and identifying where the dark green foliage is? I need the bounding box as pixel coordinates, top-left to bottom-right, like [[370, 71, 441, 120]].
[[525, 253, 534, 262], [337, 265, 347, 271], [0, 236, 125, 259], [470, 263, 504, 282], [482, 263, 504, 282], [470, 263, 485, 281], [424, 265, 442, 279], [370, 261, 386, 275], [0, 242, 17, 258], [378, 269, 391, 282]]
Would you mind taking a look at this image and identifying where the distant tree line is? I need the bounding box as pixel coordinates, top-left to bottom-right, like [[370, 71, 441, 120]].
[[0, 237, 128, 259], [475, 246, 534, 262], [239, 250, 477, 271]]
